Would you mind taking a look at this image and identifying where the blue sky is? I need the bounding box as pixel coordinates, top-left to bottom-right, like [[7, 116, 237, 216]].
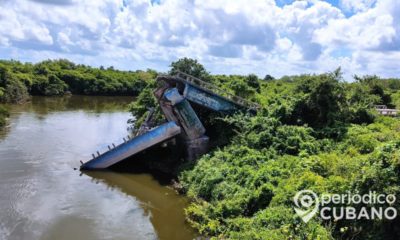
[[0, 0, 399, 80]]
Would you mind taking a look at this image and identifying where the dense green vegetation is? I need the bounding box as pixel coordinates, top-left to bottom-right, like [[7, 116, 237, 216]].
[[0, 59, 156, 104], [177, 69, 400, 239], [133, 58, 400, 239], [180, 115, 400, 239]]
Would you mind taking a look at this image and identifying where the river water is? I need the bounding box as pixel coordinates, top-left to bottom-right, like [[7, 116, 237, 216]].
[[0, 96, 196, 240]]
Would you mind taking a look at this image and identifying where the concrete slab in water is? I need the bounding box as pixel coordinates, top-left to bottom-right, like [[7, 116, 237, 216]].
[[80, 121, 181, 170]]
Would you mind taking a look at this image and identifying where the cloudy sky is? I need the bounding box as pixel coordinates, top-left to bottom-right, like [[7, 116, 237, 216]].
[[0, 0, 399, 79]]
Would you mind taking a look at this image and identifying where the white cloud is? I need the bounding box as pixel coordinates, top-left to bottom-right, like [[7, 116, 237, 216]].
[[340, 0, 377, 12], [314, 1, 397, 51], [0, 3, 53, 45], [0, 0, 399, 79], [277, 1, 343, 60]]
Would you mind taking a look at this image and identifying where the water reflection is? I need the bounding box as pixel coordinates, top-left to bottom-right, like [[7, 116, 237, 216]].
[[84, 172, 195, 240], [4, 95, 133, 115], [0, 96, 196, 240]]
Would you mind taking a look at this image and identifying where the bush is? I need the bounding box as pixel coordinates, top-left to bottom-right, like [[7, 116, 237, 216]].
[[288, 71, 348, 129], [0, 105, 9, 127], [181, 109, 400, 239], [0, 78, 29, 103]]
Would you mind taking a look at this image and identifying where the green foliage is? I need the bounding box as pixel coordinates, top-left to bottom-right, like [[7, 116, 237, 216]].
[[263, 74, 275, 81], [0, 105, 9, 127], [31, 74, 68, 96], [354, 75, 393, 107], [129, 87, 157, 118], [245, 74, 261, 92], [181, 112, 400, 239], [223, 114, 320, 156], [0, 59, 154, 102], [177, 67, 400, 240], [127, 82, 165, 129], [229, 78, 256, 98], [288, 70, 348, 129], [0, 65, 29, 103]]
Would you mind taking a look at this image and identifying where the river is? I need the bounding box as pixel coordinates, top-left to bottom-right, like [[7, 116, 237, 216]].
[[0, 96, 196, 240]]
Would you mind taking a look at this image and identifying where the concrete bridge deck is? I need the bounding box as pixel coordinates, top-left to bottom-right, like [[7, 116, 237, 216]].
[[80, 72, 259, 170]]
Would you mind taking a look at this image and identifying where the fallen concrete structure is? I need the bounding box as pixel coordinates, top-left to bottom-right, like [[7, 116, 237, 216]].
[[80, 71, 258, 170], [80, 122, 181, 170]]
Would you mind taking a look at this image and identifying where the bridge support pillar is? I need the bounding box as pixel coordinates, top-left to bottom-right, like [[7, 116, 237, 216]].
[[184, 136, 209, 161]]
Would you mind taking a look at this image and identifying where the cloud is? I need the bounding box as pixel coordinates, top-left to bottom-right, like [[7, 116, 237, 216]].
[[278, 1, 343, 60], [0, 0, 399, 79], [30, 0, 74, 5], [0, 3, 53, 46], [209, 44, 243, 58], [315, 1, 398, 51], [340, 0, 376, 12]]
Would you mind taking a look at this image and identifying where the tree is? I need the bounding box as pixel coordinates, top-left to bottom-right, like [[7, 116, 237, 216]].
[[229, 78, 255, 98], [0, 65, 29, 103], [263, 74, 275, 81], [169, 58, 210, 81], [246, 74, 260, 92], [354, 75, 393, 107], [289, 69, 348, 130], [1, 77, 29, 103]]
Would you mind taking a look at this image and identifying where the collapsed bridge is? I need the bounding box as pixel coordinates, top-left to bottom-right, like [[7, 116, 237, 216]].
[[80, 71, 259, 170]]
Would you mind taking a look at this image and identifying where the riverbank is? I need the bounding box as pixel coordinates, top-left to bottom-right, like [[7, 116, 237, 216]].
[[0, 105, 8, 127]]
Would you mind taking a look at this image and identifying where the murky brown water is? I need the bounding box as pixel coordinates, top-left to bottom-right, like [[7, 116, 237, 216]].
[[0, 96, 196, 240]]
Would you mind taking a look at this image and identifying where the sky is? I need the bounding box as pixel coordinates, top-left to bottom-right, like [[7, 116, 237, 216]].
[[0, 0, 399, 80]]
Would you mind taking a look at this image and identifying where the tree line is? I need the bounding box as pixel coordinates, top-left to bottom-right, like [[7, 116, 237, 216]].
[[0, 59, 157, 127], [0, 59, 157, 104]]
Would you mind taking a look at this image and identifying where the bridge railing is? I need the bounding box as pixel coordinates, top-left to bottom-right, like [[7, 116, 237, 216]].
[[375, 108, 398, 116], [174, 71, 260, 111], [374, 105, 398, 116]]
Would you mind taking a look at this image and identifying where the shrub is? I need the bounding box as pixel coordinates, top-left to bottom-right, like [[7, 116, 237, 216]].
[[0, 105, 8, 127]]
